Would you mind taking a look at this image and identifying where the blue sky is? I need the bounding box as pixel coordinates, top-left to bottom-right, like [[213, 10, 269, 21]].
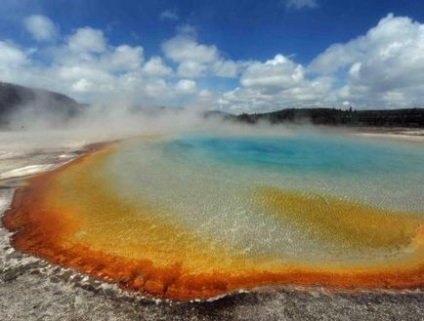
[[1, 0, 424, 112]]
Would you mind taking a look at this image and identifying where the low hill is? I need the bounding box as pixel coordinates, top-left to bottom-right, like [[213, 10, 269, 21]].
[[0, 82, 82, 128]]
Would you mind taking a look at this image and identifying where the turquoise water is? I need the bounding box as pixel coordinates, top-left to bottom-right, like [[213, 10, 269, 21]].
[[164, 134, 424, 176], [107, 132, 424, 216], [161, 134, 424, 213]]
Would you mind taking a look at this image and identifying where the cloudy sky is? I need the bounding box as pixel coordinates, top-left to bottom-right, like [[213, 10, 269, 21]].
[[1, 0, 424, 113]]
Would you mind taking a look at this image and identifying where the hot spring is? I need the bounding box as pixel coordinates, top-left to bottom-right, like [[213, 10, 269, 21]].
[[3, 131, 424, 300]]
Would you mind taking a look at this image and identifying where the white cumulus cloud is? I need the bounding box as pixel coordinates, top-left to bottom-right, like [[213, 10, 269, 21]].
[[162, 27, 238, 78], [142, 56, 173, 77], [6, 21, 204, 106], [68, 27, 107, 53], [24, 15, 57, 41], [3, 13, 424, 113], [175, 79, 197, 93], [0, 41, 27, 68], [160, 9, 179, 21], [163, 34, 218, 65], [284, 0, 319, 10], [241, 54, 304, 90], [309, 14, 424, 108]]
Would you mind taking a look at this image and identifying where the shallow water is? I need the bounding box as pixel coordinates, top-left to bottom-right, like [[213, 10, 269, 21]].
[[103, 133, 424, 262]]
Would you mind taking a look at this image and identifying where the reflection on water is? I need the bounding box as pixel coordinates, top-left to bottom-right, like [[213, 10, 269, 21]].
[[3, 133, 424, 300]]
